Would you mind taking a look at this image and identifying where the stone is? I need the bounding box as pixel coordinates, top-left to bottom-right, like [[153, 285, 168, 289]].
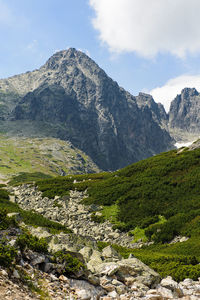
[[115, 284, 127, 295], [102, 246, 121, 260], [75, 289, 91, 300], [31, 254, 46, 266], [9, 195, 16, 203], [59, 275, 69, 283], [97, 263, 119, 276], [107, 290, 120, 299], [117, 258, 160, 287], [157, 286, 174, 298], [160, 276, 183, 297], [79, 247, 93, 262], [0, 269, 8, 276], [7, 212, 21, 222], [87, 250, 103, 273], [50, 274, 59, 281], [146, 295, 163, 300], [13, 269, 20, 279]]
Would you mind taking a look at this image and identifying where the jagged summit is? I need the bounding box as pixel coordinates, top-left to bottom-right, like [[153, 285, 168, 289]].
[[169, 87, 200, 140], [0, 48, 175, 170]]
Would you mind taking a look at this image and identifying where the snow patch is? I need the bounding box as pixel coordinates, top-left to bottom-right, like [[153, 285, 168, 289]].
[[175, 141, 194, 148]]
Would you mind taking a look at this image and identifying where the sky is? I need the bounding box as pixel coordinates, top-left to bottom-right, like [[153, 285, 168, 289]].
[[1, 0, 200, 112]]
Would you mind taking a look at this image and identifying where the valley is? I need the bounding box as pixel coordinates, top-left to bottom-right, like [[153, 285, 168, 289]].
[[0, 48, 200, 299]]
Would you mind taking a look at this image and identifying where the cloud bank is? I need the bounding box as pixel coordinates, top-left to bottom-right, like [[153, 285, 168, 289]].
[[90, 0, 200, 58], [149, 74, 200, 112]]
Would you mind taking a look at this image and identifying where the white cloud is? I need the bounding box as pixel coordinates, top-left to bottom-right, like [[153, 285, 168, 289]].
[[89, 0, 200, 58], [149, 74, 200, 112]]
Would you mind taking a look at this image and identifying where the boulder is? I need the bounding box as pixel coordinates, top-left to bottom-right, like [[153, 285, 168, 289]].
[[96, 258, 160, 288], [79, 246, 93, 262], [102, 245, 122, 261], [160, 276, 183, 297], [87, 250, 103, 273]]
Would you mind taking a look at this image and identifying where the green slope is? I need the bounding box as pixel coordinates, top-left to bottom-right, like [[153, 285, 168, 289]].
[[33, 144, 200, 281], [0, 135, 100, 181], [35, 145, 200, 241]]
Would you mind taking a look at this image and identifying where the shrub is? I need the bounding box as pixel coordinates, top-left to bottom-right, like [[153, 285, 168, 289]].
[[0, 243, 17, 267], [16, 231, 48, 253], [0, 208, 17, 230], [53, 250, 86, 275], [90, 213, 105, 223]]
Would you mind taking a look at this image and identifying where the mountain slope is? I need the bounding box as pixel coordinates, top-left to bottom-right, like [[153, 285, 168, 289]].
[[169, 88, 200, 141], [0, 135, 100, 180], [35, 140, 200, 241], [0, 48, 173, 170], [31, 140, 200, 282]]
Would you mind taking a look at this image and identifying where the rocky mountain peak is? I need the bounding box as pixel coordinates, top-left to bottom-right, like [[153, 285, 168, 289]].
[[135, 92, 168, 128], [42, 48, 105, 83], [169, 87, 200, 140], [180, 87, 199, 99], [0, 49, 174, 170]]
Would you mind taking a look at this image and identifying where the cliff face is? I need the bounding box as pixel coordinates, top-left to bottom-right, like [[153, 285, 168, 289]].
[[0, 48, 173, 170], [169, 88, 200, 133]]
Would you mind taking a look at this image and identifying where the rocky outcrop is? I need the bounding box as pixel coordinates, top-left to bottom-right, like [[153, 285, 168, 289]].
[[169, 88, 200, 141], [0, 48, 173, 171], [2, 223, 200, 299]]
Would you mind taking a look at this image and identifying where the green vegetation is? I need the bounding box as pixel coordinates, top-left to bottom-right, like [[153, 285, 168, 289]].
[[35, 146, 200, 281], [37, 172, 110, 198], [0, 242, 17, 267], [0, 208, 17, 230], [0, 134, 99, 178], [36, 147, 200, 242], [53, 250, 86, 275], [16, 231, 48, 253], [9, 172, 52, 186], [106, 240, 200, 282], [0, 187, 71, 234]]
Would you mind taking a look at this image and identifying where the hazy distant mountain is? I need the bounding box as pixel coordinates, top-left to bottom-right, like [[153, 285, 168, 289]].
[[0, 48, 178, 170]]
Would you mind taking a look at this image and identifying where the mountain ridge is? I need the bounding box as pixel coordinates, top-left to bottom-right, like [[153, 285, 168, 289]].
[[0, 48, 199, 170], [0, 48, 174, 171]]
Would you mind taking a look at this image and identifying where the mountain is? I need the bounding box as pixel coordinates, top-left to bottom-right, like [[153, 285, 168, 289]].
[[169, 88, 200, 141], [0, 48, 173, 171]]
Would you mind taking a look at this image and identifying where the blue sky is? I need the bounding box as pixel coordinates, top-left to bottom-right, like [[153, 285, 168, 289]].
[[1, 0, 200, 111]]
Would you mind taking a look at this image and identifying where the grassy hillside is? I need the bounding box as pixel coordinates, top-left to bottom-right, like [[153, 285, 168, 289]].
[[35, 146, 200, 241], [0, 135, 99, 181], [33, 144, 200, 281]]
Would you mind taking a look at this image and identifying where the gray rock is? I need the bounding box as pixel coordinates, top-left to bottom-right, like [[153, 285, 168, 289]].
[[102, 246, 121, 261], [79, 247, 93, 262], [160, 276, 183, 297], [13, 269, 20, 279], [2, 48, 173, 171]]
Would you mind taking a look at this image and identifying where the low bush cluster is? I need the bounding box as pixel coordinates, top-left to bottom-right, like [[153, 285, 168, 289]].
[[0, 208, 17, 230], [0, 242, 17, 267], [53, 250, 85, 275], [16, 231, 48, 253]]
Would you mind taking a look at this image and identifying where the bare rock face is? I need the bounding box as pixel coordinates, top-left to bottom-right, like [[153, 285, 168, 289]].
[[0, 48, 173, 170], [169, 88, 200, 141]]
